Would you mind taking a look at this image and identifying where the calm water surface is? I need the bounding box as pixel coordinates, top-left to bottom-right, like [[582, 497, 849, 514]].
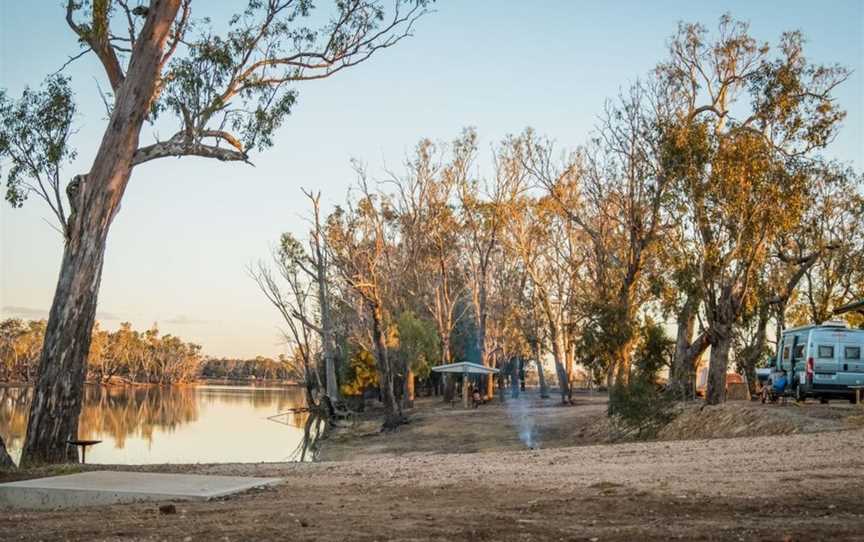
[[0, 384, 318, 465]]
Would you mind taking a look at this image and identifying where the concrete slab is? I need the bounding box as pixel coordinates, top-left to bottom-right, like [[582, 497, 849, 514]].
[[0, 471, 282, 510]]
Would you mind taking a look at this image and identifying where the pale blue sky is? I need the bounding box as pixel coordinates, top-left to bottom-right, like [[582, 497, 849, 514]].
[[1, 1, 862, 358]]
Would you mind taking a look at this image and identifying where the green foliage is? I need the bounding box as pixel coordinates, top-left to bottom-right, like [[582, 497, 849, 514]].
[[0, 75, 76, 213], [608, 378, 677, 440], [633, 319, 674, 384], [154, 0, 428, 153], [395, 311, 440, 378], [200, 355, 301, 381]]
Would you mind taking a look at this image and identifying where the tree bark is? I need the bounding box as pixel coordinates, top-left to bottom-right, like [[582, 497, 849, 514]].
[[510, 359, 520, 399], [706, 323, 733, 405], [477, 281, 493, 400], [20, 1, 181, 466], [369, 300, 402, 428], [669, 296, 709, 400], [0, 434, 15, 470], [532, 341, 549, 398], [740, 302, 770, 398], [550, 330, 570, 403], [404, 367, 415, 409], [612, 339, 635, 388], [315, 242, 340, 405], [565, 339, 576, 402]]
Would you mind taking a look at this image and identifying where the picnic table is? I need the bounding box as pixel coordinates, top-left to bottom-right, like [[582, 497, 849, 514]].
[[67, 439, 102, 464]]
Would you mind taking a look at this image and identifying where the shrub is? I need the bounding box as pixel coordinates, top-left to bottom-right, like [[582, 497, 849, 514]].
[[607, 377, 677, 439]]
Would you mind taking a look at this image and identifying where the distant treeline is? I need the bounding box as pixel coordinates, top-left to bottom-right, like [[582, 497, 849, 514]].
[[199, 357, 303, 382], [0, 319, 299, 385]]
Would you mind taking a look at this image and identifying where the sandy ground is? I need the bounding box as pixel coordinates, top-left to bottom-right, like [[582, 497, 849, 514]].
[[3, 393, 864, 541]]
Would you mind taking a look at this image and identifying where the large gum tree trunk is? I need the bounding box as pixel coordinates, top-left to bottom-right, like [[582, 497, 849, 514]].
[[22, 234, 108, 465], [669, 297, 701, 399], [706, 324, 733, 405], [20, 1, 181, 466]]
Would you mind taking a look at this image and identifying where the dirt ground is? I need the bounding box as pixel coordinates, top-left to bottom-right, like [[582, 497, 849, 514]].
[[3, 392, 864, 541], [320, 392, 610, 461]]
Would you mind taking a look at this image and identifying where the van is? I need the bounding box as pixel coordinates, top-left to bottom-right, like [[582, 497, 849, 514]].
[[774, 321, 864, 402]]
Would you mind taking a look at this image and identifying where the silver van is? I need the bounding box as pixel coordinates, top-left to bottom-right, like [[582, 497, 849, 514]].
[[774, 321, 864, 402]]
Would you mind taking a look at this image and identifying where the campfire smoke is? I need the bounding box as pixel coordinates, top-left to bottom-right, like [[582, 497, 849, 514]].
[[506, 396, 538, 449]]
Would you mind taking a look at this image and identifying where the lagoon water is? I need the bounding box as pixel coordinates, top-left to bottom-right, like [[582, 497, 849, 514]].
[[0, 384, 313, 465]]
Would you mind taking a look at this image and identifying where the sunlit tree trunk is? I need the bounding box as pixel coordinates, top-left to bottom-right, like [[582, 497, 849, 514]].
[[550, 330, 570, 404], [477, 281, 493, 399], [669, 296, 710, 400], [369, 301, 402, 427], [21, 2, 180, 466], [405, 367, 415, 408], [532, 341, 549, 398]]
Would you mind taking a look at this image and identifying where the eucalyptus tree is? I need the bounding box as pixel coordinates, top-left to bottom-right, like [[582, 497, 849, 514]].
[[505, 191, 583, 403], [735, 163, 859, 394], [0, 0, 428, 464], [661, 223, 709, 399], [658, 16, 848, 404], [388, 136, 471, 369], [522, 80, 674, 386], [326, 172, 404, 428], [458, 132, 525, 398], [786, 166, 864, 326], [252, 190, 342, 406]]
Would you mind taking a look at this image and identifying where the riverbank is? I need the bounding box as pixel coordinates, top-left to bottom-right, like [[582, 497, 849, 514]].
[[3, 426, 864, 540]]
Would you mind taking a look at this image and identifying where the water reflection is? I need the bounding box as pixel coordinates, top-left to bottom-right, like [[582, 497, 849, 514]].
[[0, 384, 316, 465]]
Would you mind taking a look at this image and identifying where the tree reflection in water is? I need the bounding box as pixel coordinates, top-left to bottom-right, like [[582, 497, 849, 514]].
[[0, 384, 312, 463]]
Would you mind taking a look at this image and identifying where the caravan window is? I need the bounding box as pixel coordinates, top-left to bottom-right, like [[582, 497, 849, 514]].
[[782, 347, 790, 361], [793, 344, 805, 359], [817, 345, 834, 359], [846, 346, 861, 360]]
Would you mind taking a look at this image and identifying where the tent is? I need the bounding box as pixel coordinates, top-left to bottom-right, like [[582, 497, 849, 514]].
[[432, 362, 500, 408]]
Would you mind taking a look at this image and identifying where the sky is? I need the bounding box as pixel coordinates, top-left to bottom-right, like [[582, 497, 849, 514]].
[[1, 1, 862, 359]]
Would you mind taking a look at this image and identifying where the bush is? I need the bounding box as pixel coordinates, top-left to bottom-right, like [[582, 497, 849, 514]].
[[607, 378, 677, 439]]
